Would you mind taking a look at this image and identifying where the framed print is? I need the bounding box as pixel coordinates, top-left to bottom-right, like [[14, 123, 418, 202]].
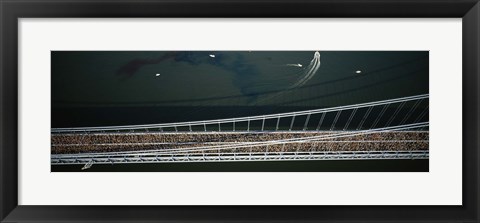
[[50, 50, 430, 172], [1, 0, 479, 222]]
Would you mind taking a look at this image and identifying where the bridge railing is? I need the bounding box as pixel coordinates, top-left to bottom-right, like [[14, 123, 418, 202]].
[[51, 94, 429, 133], [51, 122, 428, 159], [51, 150, 429, 165]]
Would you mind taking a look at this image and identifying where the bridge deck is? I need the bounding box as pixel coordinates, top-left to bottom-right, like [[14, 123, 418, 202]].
[[52, 131, 428, 155]]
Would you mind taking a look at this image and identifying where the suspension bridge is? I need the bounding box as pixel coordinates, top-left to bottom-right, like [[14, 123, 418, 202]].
[[51, 94, 429, 165]]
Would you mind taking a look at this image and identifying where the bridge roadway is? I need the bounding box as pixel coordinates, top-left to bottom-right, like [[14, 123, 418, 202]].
[[51, 95, 429, 165], [51, 123, 429, 165]]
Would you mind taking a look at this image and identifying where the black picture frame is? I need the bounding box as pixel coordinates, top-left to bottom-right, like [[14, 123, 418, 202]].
[[1, 0, 479, 222]]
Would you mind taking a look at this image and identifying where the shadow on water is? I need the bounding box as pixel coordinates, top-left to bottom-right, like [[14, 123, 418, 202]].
[[278, 68, 427, 106], [52, 159, 429, 172], [52, 55, 428, 107]]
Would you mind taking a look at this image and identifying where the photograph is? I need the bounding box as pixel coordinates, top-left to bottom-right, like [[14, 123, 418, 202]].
[[3, 0, 478, 222], [50, 51, 429, 172]]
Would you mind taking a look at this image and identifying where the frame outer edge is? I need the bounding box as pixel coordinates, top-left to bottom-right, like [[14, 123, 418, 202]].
[[0, 0, 4, 220], [463, 2, 480, 222], [475, 3, 479, 222], [1, 1, 19, 222], [1, 0, 480, 222]]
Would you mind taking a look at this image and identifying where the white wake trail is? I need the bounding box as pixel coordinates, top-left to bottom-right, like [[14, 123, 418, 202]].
[[253, 51, 321, 105], [291, 51, 320, 88]]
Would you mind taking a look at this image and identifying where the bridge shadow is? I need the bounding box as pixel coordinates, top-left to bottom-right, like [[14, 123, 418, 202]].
[[53, 55, 428, 107]]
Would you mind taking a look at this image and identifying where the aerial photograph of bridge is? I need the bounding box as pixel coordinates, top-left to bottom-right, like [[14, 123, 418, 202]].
[[51, 51, 429, 172]]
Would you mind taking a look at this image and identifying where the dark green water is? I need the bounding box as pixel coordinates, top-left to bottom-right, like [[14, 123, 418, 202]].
[[52, 159, 428, 172], [52, 51, 428, 128]]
